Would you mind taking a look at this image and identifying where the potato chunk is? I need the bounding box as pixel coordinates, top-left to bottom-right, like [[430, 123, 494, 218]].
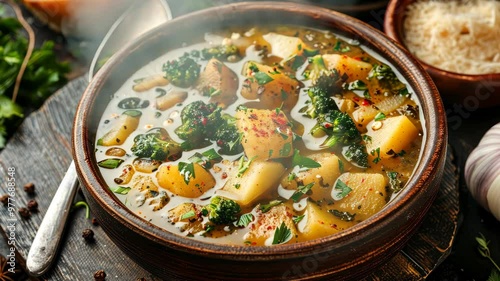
[[244, 203, 297, 245], [365, 115, 419, 159], [156, 163, 215, 198], [167, 203, 205, 234], [97, 110, 141, 146], [220, 160, 285, 206], [240, 61, 300, 110], [156, 90, 187, 111], [196, 58, 239, 107], [132, 74, 169, 92], [262, 32, 309, 60], [334, 173, 387, 221], [236, 108, 293, 160], [281, 153, 342, 201], [322, 54, 372, 82], [300, 202, 355, 240], [132, 158, 162, 173]]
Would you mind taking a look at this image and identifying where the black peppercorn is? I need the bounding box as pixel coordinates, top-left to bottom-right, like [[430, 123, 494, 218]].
[[82, 229, 95, 242], [92, 218, 99, 226], [18, 207, 30, 219], [94, 269, 106, 281], [27, 199, 38, 212], [24, 183, 35, 194], [0, 194, 9, 205]]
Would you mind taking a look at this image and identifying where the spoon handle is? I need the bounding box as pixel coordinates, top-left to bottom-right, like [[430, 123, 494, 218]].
[[26, 161, 79, 277]]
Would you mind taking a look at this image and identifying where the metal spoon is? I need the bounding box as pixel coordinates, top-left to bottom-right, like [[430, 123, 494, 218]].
[[26, 1, 172, 276]]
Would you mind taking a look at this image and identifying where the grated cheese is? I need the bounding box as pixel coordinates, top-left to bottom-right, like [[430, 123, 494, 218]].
[[404, 0, 500, 74]]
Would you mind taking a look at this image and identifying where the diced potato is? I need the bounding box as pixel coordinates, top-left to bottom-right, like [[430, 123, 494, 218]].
[[149, 191, 170, 211], [366, 115, 419, 159], [236, 108, 293, 160], [156, 163, 216, 198], [220, 160, 285, 206], [129, 175, 160, 200], [240, 61, 300, 110], [133, 158, 162, 173], [281, 153, 342, 201], [300, 202, 355, 240], [98, 111, 141, 146], [156, 90, 187, 111], [244, 203, 297, 245], [167, 203, 205, 234], [322, 54, 372, 82], [334, 173, 387, 221], [262, 32, 310, 60], [196, 58, 239, 107], [352, 95, 409, 129], [132, 74, 169, 92], [352, 105, 379, 128], [337, 98, 356, 114], [114, 164, 135, 185]]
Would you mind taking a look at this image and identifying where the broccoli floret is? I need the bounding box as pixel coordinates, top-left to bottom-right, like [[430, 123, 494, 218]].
[[311, 111, 362, 148], [131, 128, 182, 161], [344, 143, 369, 168], [368, 64, 408, 95], [213, 114, 243, 155], [201, 44, 240, 62], [301, 69, 345, 118], [175, 101, 222, 146], [163, 53, 201, 88], [202, 196, 241, 225], [304, 55, 327, 82]]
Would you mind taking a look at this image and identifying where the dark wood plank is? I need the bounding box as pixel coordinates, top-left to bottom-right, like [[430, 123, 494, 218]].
[[0, 76, 459, 280]]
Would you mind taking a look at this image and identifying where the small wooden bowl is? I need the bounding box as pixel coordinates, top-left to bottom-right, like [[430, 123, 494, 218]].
[[73, 2, 447, 280], [384, 0, 500, 108]]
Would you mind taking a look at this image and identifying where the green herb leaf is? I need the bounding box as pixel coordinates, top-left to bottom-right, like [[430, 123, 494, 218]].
[[338, 159, 345, 173], [180, 210, 196, 220], [374, 112, 386, 121], [332, 179, 352, 200], [387, 171, 403, 193], [188, 148, 222, 169], [236, 213, 254, 227], [178, 162, 195, 184], [292, 149, 321, 169], [272, 222, 292, 245], [293, 215, 305, 224], [487, 270, 500, 281], [363, 135, 372, 143], [328, 209, 356, 221], [98, 158, 124, 169], [290, 182, 315, 202], [73, 201, 90, 219], [279, 143, 292, 157], [346, 80, 367, 91], [110, 186, 131, 195], [371, 147, 381, 164], [122, 109, 142, 117], [237, 156, 256, 177], [260, 200, 282, 213], [254, 72, 274, 85]]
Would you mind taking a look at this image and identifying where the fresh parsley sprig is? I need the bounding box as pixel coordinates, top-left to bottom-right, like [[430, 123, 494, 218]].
[[476, 233, 500, 281]]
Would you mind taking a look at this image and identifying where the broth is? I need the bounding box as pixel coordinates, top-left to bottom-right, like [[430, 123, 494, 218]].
[[95, 26, 423, 246]]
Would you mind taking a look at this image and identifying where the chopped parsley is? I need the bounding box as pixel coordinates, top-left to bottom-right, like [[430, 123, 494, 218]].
[[178, 162, 195, 184], [374, 112, 386, 121], [332, 179, 352, 200], [371, 147, 381, 164], [272, 222, 292, 245], [292, 149, 321, 169], [290, 182, 315, 202], [259, 200, 282, 213], [236, 213, 254, 227]]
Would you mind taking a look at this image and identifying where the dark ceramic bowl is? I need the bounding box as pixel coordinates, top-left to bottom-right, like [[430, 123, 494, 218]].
[[384, 0, 500, 108], [73, 2, 447, 280]]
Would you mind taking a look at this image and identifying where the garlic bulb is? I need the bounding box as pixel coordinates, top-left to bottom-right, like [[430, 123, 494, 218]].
[[465, 123, 500, 221]]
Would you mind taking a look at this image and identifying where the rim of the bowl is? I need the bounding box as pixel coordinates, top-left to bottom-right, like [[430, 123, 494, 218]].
[[384, 0, 500, 80], [73, 1, 446, 259]]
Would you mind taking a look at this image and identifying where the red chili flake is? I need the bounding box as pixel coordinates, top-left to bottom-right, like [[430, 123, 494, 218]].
[[332, 224, 338, 229], [361, 178, 366, 183], [201, 117, 208, 126], [318, 220, 324, 225], [249, 114, 258, 120], [353, 57, 362, 61], [361, 99, 371, 106], [324, 123, 333, 129], [221, 172, 228, 179], [353, 97, 360, 102]]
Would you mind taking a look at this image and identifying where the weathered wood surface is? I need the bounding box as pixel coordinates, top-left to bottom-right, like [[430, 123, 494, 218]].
[[0, 76, 458, 280]]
